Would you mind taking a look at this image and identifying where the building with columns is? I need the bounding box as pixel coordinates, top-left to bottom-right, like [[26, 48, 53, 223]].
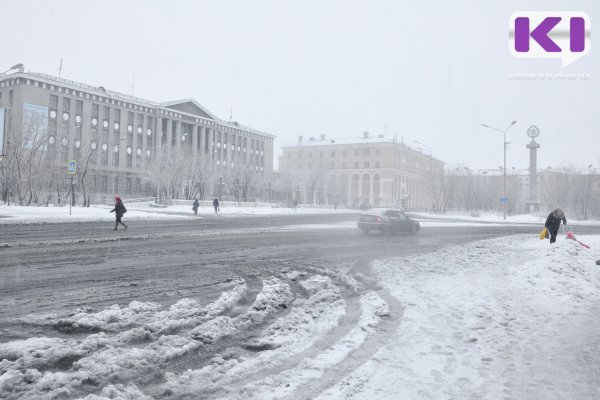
[[0, 66, 275, 204], [278, 134, 444, 210]]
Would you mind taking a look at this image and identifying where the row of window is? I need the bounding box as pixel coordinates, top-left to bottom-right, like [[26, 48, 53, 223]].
[[288, 148, 381, 159], [1, 76, 273, 142]]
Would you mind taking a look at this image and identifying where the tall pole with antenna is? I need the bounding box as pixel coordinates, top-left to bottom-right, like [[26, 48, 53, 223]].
[[131, 73, 135, 97], [58, 59, 63, 78]]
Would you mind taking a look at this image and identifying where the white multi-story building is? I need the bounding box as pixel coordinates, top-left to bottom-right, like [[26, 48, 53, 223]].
[[279, 134, 444, 210], [0, 65, 275, 204]]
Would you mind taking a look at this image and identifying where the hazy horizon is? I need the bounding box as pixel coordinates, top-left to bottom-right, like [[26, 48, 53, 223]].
[[2, 0, 598, 171]]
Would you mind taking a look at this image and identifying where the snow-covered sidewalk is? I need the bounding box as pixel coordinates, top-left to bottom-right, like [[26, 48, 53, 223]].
[[412, 211, 600, 227], [0, 203, 354, 225], [320, 235, 600, 400]]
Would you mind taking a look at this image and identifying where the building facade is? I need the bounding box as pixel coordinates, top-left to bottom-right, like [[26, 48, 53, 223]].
[[279, 135, 444, 210], [0, 66, 275, 204]]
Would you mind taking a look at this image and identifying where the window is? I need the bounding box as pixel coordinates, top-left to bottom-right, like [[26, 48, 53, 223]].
[[0, 91, 2, 105], [101, 176, 108, 191], [364, 161, 369, 168], [343, 162, 347, 168], [9, 90, 13, 106], [92, 103, 99, 118], [75, 100, 83, 115], [331, 150, 335, 157], [343, 150, 347, 157], [354, 162, 358, 168], [375, 161, 380, 168], [309, 152, 313, 159], [364, 148, 370, 156], [375, 148, 380, 155], [354, 150, 358, 156], [49, 94, 58, 109], [63, 97, 71, 112], [287, 153, 291, 159], [320, 151, 323, 158]]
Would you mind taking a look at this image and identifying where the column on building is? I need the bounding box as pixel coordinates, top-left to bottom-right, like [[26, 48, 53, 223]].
[[166, 118, 172, 155], [154, 117, 162, 162], [175, 120, 182, 153], [192, 125, 198, 162], [207, 127, 213, 163], [199, 126, 206, 157], [132, 115, 138, 171]]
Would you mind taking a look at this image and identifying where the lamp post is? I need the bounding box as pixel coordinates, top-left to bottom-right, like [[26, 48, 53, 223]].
[[481, 120, 517, 220], [414, 140, 433, 211], [268, 181, 272, 204]]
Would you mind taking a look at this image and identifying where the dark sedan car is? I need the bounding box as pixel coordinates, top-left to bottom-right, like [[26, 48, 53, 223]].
[[357, 208, 420, 235]]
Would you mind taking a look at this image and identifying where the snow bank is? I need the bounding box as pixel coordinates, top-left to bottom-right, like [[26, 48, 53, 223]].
[[319, 235, 600, 400]]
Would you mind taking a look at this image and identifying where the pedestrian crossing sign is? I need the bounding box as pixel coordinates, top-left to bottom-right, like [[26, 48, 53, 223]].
[[68, 160, 77, 175]]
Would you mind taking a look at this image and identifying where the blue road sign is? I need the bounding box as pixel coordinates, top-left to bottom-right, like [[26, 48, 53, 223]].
[[500, 197, 509, 203], [68, 160, 77, 175]]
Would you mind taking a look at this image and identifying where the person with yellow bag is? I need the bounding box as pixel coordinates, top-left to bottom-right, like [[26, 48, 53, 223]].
[[542, 208, 567, 244]]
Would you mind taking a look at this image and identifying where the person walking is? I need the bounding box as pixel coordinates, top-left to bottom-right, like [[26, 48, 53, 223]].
[[545, 208, 567, 244], [213, 198, 220, 214], [110, 196, 128, 231], [192, 198, 199, 216]]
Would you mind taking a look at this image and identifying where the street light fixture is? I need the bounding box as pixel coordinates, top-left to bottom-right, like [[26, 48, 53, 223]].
[[481, 120, 517, 220]]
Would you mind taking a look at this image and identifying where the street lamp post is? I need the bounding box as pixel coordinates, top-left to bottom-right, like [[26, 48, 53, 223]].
[[481, 120, 517, 220]]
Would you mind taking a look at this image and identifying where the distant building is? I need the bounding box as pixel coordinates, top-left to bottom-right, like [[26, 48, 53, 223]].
[[279, 134, 444, 210], [0, 65, 275, 204]]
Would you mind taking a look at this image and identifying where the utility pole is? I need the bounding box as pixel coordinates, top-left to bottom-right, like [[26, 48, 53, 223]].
[[58, 59, 63, 78]]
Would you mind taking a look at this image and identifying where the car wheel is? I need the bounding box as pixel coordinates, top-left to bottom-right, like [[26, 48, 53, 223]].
[[411, 222, 420, 235], [360, 228, 370, 235]]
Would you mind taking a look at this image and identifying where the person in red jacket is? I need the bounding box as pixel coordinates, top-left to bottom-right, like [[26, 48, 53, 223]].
[[109, 196, 128, 231]]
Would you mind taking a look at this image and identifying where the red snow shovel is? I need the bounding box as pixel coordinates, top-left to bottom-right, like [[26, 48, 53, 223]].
[[564, 226, 590, 249]]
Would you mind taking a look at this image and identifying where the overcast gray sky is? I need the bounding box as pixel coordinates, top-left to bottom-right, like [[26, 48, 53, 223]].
[[2, 0, 598, 170]]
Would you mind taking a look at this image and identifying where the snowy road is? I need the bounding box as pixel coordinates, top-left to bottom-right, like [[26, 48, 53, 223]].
[[1, 215, 599, 399]]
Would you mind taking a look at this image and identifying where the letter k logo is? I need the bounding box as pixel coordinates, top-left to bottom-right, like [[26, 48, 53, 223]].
[[515, 17, 562, 52], [509, 12, 590, 67]]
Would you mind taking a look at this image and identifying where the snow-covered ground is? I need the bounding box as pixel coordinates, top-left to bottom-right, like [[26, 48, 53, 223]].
[[0, 203, 354, 224], [413, 211, 600, 226], [319, 234, 600, 400], [2, 233, 599, 399]]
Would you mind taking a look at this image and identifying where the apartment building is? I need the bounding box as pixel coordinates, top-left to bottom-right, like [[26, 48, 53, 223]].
[[279, 134, 444, 210]]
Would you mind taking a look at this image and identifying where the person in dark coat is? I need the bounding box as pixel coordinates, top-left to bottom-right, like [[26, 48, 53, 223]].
[[212, 198, 220, 214], [110, 196, 128, 230], [192, 199, 199, 216], [545, 208, 567, 243]]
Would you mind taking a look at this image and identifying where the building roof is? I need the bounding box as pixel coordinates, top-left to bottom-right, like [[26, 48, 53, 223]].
[[0, 69, 275, 138], [161, 99, 217, 120], [281, 135, 444, 164]]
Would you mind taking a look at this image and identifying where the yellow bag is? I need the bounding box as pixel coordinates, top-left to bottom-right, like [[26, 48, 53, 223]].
[[539, 227, 548, 240]]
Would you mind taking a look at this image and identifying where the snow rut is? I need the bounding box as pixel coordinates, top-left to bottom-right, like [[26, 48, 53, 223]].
[[0, 271, 392, 400]]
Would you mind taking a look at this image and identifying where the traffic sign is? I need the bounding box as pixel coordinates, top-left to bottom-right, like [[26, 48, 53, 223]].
[[500, 197, 509, 203], [68, 160, 77, 175]]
